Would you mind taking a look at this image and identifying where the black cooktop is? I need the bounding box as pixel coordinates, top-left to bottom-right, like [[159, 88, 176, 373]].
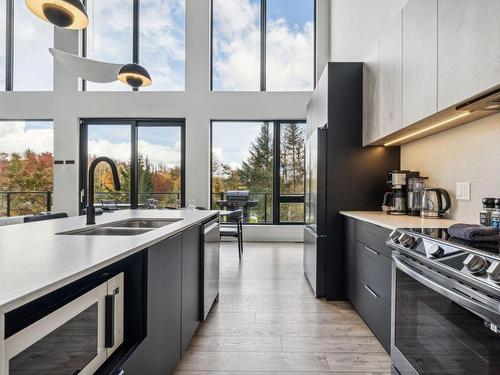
[[404, 227, 500, 255]]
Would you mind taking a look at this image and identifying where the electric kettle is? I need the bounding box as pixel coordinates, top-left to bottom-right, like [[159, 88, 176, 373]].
[[420, 188, 451, 218]]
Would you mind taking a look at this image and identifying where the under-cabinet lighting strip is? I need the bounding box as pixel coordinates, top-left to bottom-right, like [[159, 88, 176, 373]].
[[383, 111, 472, 146]]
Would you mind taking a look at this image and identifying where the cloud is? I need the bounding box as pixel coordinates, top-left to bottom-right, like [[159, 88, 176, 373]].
[[85, 0, 185, 91], [212, 0, 314, 91], [0, 121, 53, 155], [88, 138, 181, 169]]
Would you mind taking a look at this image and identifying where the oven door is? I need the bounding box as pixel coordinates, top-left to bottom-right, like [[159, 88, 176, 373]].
[[5, 273, 124, 375], [392, 255, 500, 374]]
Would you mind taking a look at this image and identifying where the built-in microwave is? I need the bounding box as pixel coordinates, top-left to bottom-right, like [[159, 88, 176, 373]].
[[4, 273, 124, 374]]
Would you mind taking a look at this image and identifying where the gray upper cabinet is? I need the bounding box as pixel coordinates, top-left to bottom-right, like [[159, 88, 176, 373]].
[[363, 42, 380, 146], [379, 12, 402, 138], [437, 0, 500, 110], [402, 0, 438, 127]]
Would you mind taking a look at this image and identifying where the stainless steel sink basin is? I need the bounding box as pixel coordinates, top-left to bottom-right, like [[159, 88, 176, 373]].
[[64, 227, 154, 236], [107, 218, 182, 229], [58, 218, 182, 236]]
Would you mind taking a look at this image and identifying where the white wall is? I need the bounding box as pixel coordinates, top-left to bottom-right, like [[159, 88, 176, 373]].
[[330, 0, 407, 61], [401, 113, 500, 223], [0, 0, 331, 241]]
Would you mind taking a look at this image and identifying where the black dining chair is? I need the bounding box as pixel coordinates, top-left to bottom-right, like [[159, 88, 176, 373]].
[[220, 209, 244, 260], [101, 199, 119, 211], [24, 212, 69, 223]]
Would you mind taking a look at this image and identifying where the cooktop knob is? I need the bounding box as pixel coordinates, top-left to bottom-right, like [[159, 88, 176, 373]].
[[463, 254, 490, 275], [427, 243, 444, 258], [399, 234, 415, 248], [487, 262, 500, 283]]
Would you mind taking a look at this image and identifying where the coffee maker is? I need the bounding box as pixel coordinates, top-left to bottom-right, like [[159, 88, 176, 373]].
[[382, 170, 420, 215]]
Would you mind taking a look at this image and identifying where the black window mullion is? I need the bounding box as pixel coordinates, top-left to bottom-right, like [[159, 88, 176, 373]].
[[260, 0, 266, 91], [272, 121, 280, 224], [133, 0, 139, 91], [131, 121, 138, 208], [6, 0, 13, 91]]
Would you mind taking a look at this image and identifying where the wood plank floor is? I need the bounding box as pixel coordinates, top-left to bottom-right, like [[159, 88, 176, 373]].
[[175, 242, 390, 374]]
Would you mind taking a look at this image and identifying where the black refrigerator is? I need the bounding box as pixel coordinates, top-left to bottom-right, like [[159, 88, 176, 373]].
[[303, 63, 400, 300]]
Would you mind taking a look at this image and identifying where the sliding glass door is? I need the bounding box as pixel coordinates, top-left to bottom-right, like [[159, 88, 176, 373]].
[[80, 119, 185, 212]]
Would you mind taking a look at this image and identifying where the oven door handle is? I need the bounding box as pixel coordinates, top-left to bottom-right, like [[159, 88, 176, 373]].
[[393, 255, 500, 323]]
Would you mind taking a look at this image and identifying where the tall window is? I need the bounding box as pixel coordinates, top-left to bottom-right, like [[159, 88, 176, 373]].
[[0, 121, 54, 217], [80, 120, 184, 211], [83, 0, 185, 91], [211, 121, 305, 224], [1, 0, 54, 90], [211, 0, 314, 91]]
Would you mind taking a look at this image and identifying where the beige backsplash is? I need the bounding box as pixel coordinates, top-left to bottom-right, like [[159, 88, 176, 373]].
[[401, 112, 500, 224]]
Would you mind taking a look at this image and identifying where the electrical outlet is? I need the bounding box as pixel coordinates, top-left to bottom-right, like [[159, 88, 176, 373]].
[[456, 182, 471, 200]]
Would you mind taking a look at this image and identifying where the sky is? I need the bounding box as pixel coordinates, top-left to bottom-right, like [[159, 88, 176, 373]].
[[0, 121, 54, 155]]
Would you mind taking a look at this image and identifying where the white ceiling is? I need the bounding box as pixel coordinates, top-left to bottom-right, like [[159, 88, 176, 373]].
[[330, 0, 408, 61]]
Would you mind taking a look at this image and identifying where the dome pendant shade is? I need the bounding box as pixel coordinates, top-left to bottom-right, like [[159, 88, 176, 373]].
[[25, 0, 89, 30], [117, 64, 152, 88]]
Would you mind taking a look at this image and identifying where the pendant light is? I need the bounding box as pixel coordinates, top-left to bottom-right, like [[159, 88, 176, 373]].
[[117, 63, 153, 88], [25, 0, 89, 30]]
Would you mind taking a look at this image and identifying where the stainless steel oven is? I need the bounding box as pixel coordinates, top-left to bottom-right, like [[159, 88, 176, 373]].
[[4, 273, 124, 374], [392, 254, 500, 374]]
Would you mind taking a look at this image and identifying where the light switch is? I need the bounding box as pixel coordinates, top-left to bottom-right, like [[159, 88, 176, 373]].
[[456, 182, 471, 200]]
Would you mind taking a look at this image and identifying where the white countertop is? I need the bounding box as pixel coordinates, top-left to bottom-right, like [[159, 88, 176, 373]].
[[0, 210, 218, 312], [339, 211, 458, 231]]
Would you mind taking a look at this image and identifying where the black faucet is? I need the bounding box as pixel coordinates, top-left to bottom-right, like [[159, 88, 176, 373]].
[[87, 157, 121, 225]]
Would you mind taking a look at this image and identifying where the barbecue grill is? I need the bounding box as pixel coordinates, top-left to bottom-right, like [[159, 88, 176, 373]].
[[215, 190, 258, 220]]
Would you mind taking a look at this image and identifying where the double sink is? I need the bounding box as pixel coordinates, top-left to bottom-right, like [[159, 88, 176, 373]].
[[60, 218, 182, 236]]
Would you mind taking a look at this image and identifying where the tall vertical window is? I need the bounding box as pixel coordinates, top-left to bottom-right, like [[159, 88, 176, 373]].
[[211, 0, 315, 91], [1, 0, 54, 90], [140, 0, 185, 91], [81, 120, 184, 211], [83, 0, 185, 91], [0, 121, 54, 217], [211, 120, 305, 224], [266, 0, 314, 91], [84, 0, 133, 91], [212, 0, 261, 91]]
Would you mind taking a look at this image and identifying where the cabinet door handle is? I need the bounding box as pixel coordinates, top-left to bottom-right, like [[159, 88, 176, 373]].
[[364, 246, 379, 256], [118, 371, 125, 375], [364, 283, 379, 298]]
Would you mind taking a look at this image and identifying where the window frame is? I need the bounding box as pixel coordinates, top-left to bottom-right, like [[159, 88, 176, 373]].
[[209, 0, 317, 92], [210, 119, 306, 225], [81, 0, 185, 92], [79, 118, 186, 213]]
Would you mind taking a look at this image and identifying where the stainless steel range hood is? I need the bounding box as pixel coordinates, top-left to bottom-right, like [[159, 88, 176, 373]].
[[377, 84, 500, 146]]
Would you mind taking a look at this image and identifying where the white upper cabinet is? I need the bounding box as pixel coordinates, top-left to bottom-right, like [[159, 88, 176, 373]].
[[402, 0, 438, 127], [363, 42, 380, 146], [437, 0, 500, 110], [379, 12, 403, 138]]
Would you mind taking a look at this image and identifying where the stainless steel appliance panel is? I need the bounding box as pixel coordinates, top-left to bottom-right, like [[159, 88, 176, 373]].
[[304, 225, 326, 296], [392, 255, 500, 374], [201, 218, 220, 320]]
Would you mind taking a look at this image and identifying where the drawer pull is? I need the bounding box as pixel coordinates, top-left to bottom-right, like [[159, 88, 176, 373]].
[[364, 284, 379, 298], [364, 246, 379, 256]]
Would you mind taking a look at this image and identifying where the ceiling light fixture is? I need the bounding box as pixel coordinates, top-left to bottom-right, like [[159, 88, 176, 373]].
[[117, 64, 152, 88], [383, 111, 472, 146], [26, 0, 89, 30]]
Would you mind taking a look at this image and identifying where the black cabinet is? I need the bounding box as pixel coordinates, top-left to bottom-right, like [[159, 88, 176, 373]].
[[343, 216, 392, 353], [147, 233, 183, 374], [181, 225, 201, 352]]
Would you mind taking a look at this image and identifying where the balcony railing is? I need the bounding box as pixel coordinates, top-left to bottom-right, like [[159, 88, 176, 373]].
[[0, 191, 52, 217]]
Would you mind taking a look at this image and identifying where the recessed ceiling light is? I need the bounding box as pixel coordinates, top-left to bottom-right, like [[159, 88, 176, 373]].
[[25, 0, 89, 30], [117, 64, 153, 88]]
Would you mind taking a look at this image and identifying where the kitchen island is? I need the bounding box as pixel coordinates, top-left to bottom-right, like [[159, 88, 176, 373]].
[[0, 209, 219, 374]]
